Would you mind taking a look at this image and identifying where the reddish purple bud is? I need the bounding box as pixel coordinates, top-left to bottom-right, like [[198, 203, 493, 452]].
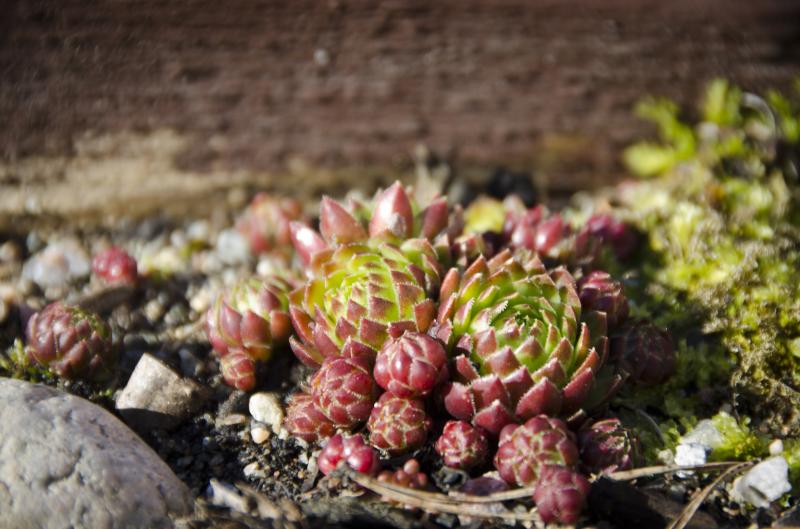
[[369, 182, 415, 239], [92, 246, 138, 285], [612, 321, 676, 386], [374, 332, 448, 398], [579, 213, 638, 262], [220, 350, 257, 391], [533, 465, 590, 525], [236, 193, 304, 255], [290, 222, 328, 266], [368, 393, 432, 455], [421, 197, 451, 240], [312, 356, 377, 428], [319, 197, 367, 245], [434, 420, 490, 470], [578, 271, 629, 329], [578, 418, 640, 474], [534, 215, 568, 256], [285, 392, 336, 443], [377, 459, 429, 490], [26, 302, 116, 381], [319, 434, 381, 476], [494, 415, 579, 486]]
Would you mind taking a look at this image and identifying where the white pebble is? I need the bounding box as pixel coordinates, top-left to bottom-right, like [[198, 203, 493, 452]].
[[251, 426, 270, 445], [769, 439, 784, 456], [216, 229, 251, 265], [674, 443, 708, 468], [731, 456, 791, 508], [243, 462, 267, 479], [22, 238, 90, 290], [248, 393, 284, 433]]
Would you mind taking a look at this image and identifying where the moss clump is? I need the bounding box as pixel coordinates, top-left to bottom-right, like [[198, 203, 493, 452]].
[[575, 79, 800, 440]]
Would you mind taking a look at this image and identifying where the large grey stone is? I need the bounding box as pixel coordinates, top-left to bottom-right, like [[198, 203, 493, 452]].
[[0, 378, 192, 529]]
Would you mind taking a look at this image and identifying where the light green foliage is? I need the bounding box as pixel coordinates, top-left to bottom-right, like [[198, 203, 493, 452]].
[[593, 79, 800, 452], [708, 412, 768, 462]]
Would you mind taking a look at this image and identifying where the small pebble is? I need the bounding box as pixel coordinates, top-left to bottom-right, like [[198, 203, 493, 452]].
[[243, 462, 267, 479], [769, 439, 784, 455], [248, 392, 284, 433], [731, 456, 791, 508], [0, 240, 22, 262], [22, 238, 90, 290], [251, 426, 270, 445], [216, 229, 251, 265]]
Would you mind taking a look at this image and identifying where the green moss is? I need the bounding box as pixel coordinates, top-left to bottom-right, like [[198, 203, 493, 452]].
[[587, 79, 800, 440], [708, 412, 768, 462]]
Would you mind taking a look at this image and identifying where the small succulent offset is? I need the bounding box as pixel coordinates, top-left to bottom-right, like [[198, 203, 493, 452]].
[[26, 302, 116, 381], [373, 332, 449, 398], [578, 271, 629, 330], [368, 392, 432, 455], [436, 249, 620, 434], [311, 355, 377, 428], [578, 417, 640, 474], [612, 320, 676, 387], [434, 420, 490, 470], [236, 193, 305, 256], [285, 392, 336, 443], [206, 275, 294, 391], [318, 434, 381, 476], [91, 246, 138, 285], [533, 464, 591, 525]]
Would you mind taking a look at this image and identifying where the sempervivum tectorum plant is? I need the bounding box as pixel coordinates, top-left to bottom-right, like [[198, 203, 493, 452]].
[[435, 249, 620, 434], [318, 434, 381, 476], [236, 193, 305, 256], [206, 275, 294, 391], [578, 417, 640, 474], [92, 246, 138, 285], [288, 241, 441, 368], [374, 332, 448, 398], [285, 392, 336, 443], [26, 302, 116, 381], [574, 213, 638, 265], [494, 415, 579, 487], [578, 271, 629, 330], [533, 464, 591, 525], [434, 420, 490, 470], [289, 181, 458, 269], [504, 205, 573, 261], [611, 320, 676, 386], [312, 355, 377, 428], [368, 393, 432, 455]]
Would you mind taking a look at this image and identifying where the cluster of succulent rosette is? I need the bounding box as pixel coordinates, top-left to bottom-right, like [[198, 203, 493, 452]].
[[202, 181, 678, 525]]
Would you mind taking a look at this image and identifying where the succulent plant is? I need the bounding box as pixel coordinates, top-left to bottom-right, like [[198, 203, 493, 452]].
[[285, 392, 336, 443], [290, 181, 458, 267], [318, 434, 381, 476], [435, 249, 619, 434], [578, 417, 640, 474], [612, 321, 676, 386], [26, 302, 115, 381], [219, 350, 257, 391], [236, 193, 305, 256], [288, 241, 440, 368], [368, 392, 432, 455], [373, 332, 448, 398], [494, 415, 579, 487], [311, 355, 377, 428], [578, 271, 629, 330], [504, 206, 572, 260], [91, 246, 138, 285], [206, 275, 293, 391], [533, 464, 591, 525], [434, 420, 490, 470], [377, 459, 429, 490], [575, 213, 638, 264]]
